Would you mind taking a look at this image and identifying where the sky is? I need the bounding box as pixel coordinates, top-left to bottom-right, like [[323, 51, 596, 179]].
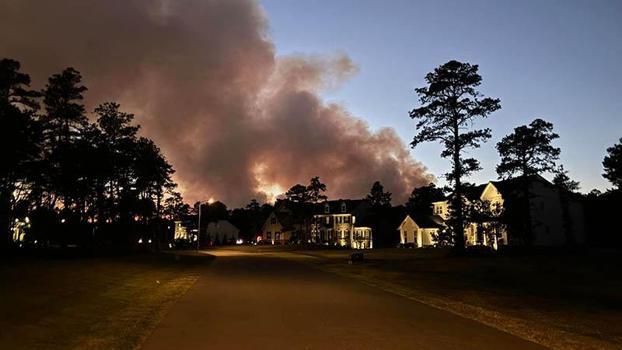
[[1, 0, 620, 207], [261, 0, 622, 192]]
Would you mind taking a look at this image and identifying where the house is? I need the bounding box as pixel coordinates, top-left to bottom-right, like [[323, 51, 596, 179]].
[[260, 210, 295, 244], [427, 175, 585, 249], [174, 221, 188, 240], [397, 215, 443, 247], [311, 200, 373, 249], [205, 220, 239, 244]]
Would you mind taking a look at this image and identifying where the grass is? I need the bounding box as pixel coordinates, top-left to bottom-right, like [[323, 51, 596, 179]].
[[283, 247, 622, 350], [0, 252, 211, 350]]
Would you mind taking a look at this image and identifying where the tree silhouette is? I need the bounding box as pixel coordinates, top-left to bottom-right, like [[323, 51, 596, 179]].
[[405, 183, 445, 216], [496, 118, 560, 178], [603, 138, 622, 190], [285, 184, 310, 203], [41, 67, 89, 211], [496, 118, 561, 246], [0, 59, 41, 249], [163, 191, 189, 220], [410, 60, 500, 251], [366, 181, 392, 208], [553, 165, 580, 192], [307, 176, 327, 203]]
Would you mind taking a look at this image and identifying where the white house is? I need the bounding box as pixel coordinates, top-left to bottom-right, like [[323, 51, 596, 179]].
[[205, 220, 239, 244], [398, 215, 442, 248], [428, 175, 585, 249], [260, 211, 294, 245], [311, 200, 373, 249], [174, 221, 188, 240]]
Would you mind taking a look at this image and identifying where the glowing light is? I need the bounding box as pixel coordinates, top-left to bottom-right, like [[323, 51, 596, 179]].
[[148, 239, 152, 244], [61, 219, 66, 223], [262, 184, 283, 204], [138, 238, 143, 244], [207, 198, 215, 205], [236, 239, 244, 245], [252, 162, 284, 204], [24, 217, 30, 223]]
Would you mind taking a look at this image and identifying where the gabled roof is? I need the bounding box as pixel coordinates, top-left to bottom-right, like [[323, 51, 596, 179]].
[[397, 215, 416, 230], [206, 220, 239, 233], [398, 214, 444, 230]]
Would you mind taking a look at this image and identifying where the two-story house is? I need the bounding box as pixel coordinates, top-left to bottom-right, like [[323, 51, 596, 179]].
[[311, 200, 373, 249], [419, 175, 585, 249]]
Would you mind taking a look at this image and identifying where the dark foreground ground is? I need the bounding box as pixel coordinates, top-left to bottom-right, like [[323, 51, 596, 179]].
[[141, 249, 545, 350], [0, 252, 208, 349], [2, 247, 619, 349], [285, 247, 622, 350]]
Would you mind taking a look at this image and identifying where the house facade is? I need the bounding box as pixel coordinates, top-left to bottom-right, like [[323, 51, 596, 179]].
[[422, 175, 585, 249], [260, 210, 294, 244], [311, 200, 373, 249], [397, 215, 439, 248], [205, 220, 239, 244]]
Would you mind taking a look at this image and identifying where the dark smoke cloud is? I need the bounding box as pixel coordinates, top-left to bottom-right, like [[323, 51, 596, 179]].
[[0, 0, 433, 206]]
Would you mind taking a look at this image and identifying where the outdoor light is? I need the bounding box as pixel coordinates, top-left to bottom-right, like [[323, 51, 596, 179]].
[[24, 217, 30, 223], [138, 238, 143, 244], [61, 219, 66, 223], [148, 239, 152, 244], [236, 239, 244, 245]]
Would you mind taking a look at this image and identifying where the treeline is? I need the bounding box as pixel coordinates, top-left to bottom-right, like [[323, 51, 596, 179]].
[[1, 58, 181, 250]]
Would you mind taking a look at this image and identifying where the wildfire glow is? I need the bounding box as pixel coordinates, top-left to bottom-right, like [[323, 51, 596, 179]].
[[259, 184, 283, 204]]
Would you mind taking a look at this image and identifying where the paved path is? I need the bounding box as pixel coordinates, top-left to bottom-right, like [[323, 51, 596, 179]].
[[142, 249, 547, 350]]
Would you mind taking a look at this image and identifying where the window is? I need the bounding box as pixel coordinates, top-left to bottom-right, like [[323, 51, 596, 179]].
[[271, 216, 276, 224], [325, 216, 330, 225], [324, 203, 330, 214], [341, 203, 347, 213], [267, 232, 272, 239], [275, 232, 281, 240]]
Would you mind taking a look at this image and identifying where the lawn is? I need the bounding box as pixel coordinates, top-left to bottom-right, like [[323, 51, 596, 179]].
[[286, 247, 622, 350], [0, 252, 211, 350]]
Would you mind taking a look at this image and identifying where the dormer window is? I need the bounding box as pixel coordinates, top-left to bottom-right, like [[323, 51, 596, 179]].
[[341, 202, 347, 213], [324, 203, 330, 214]]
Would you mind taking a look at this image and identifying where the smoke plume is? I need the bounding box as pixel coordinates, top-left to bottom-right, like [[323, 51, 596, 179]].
[[0, 0, 433, 206]]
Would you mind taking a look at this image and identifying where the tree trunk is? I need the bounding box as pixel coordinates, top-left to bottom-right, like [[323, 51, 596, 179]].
[[452, 118, 465, 253]]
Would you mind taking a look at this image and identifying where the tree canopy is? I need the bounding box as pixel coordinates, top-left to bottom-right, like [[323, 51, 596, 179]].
[[405, 183, 445, 216], [496, 118, 560, 179], [603, 138, 622, 189], [366, 181, 392, 208]]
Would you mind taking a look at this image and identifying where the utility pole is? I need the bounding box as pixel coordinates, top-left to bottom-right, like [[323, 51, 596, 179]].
[[196, 202, 201, 250]]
